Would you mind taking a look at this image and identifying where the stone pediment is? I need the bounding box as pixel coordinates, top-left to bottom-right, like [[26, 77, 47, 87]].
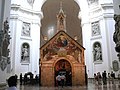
[[40, 31, 85, 63]]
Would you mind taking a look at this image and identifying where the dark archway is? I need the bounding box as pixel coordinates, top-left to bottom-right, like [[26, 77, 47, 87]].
[[54, 59, 72, 86]]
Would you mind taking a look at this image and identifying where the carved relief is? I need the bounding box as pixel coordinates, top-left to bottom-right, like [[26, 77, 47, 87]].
[[93, 42, 102, 62], [21, 43, 30, 63], [22, 22, 30, 37], [113, 14, 120, 52], [91, 21, 100, 36], [0, 20, 11, 71]]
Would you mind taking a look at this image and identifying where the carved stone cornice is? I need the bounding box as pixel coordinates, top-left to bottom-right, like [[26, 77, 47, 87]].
[[89, 7, 102, 19], [11, 4, 43, 18], [89, 2, 113, 18], [100, 3, 113, 9]]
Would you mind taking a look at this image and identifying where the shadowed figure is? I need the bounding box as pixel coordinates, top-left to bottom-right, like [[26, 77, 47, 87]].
[[7, 75, 18, 90]]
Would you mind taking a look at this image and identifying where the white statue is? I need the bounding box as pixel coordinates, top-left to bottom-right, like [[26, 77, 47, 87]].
[[22, 45, 29, 61], [93, 44, 102, 61]]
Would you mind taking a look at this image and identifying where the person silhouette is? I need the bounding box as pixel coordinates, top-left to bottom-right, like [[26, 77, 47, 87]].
[[7, 75, 18, 90]]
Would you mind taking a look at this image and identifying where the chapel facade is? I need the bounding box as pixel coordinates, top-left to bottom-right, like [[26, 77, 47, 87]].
[[40, 5, 86, 86]]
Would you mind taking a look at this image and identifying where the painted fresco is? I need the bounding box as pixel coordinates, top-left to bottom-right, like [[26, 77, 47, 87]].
[[43, 34, 82, 62]]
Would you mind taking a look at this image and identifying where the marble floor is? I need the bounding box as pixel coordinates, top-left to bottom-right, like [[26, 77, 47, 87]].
[[16, 80, 120, 90]]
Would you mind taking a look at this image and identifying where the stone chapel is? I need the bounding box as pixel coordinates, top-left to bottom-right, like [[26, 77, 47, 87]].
[[40, 4, 86, 86]]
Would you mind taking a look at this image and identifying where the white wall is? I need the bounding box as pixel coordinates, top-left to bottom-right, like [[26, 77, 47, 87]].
[[9, 0, 42, 78], [77, 0, 118, 78]]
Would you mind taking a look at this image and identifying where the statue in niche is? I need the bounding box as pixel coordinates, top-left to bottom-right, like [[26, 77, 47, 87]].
[[93, 42, 102, 61], [22, 22, 30, 36], [92, 21, 100, 36], [21, 44, 29, 63]]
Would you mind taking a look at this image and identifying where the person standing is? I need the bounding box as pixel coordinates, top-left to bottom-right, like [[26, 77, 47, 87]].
[[61, 74, 66, 87], [20, 73, 22, 85], [111, 71, 115, 84], [102, 71, 107, 85], [56, 74, 61, 87], [108, 73, 111, 84], [7, 76, 18, 90], [94, 73, 98, 85], [118, 73, 120, 86], [97, 72, 102, 85]]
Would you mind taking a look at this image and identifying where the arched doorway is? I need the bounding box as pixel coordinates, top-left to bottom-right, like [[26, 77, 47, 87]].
[[54, 59, 72, 86]]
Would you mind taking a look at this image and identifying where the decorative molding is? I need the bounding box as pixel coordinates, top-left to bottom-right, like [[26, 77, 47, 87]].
[[91, 35, 102, 40], [20, 37, 32, 41], [10, 14, 19, 20], [89, 8, 102, 18], [101, 3, 113, 9], [89, 3, 113, 19], [94, 61, 103, 64], [10, 14, 41, 26], [11, 4, 43, 18], [103, 13, 114, 18]]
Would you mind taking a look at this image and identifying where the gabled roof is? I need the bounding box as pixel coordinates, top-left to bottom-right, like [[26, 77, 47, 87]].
[[40, 31, 85, 50]]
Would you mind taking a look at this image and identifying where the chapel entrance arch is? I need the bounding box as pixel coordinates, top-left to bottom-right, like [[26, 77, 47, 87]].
[[54, 59, 72, 86]]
